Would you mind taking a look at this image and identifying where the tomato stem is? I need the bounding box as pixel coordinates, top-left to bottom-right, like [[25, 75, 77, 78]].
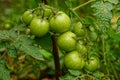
[[51, 35, 61, 80], [109, 61, 119, 80], [42, 0, 48, 4], [72, 0, 96, 11], [101, 35, 109, 74], [69, 8, 84, 24]]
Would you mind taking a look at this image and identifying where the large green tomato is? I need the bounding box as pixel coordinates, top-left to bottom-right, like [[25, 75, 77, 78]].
[[64, 51, 85, 70], [22, 10, 34, 24], [85, 55, 100, 72], [57, 31, 77, 52], [30, 17, 49, 37], [73, 22, 85, 37], [49, 11, 71, 33]]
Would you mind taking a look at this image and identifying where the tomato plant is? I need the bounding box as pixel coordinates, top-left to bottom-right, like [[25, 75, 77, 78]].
[[0, 0, 120, 80]]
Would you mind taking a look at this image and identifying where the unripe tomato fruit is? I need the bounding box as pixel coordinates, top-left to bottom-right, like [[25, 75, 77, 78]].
[[57, 31, 77, 52], [64, 51, 85, 70], [49, 11, 71, 33], [4, 23, 11, 29], [42, 8, 52, 17], [30, 17, 49, 37], [22, 10, 34, 24], [73, 22, 85, 37], [89, 31, 97, 41], [76, 43, 87, 55], [85, 55, 100, 72]]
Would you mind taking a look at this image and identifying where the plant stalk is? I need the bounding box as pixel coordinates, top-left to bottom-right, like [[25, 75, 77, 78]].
[[73, 0, 96, 11], [109, 61, 119, 80], [69, 8, 84, 24], [102, 35, 109, 74], [51, 35, 61, 80], [42, 0, 48, 4]]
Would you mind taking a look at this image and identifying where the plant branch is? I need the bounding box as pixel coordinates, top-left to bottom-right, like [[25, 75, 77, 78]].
[[101, 35, 109, 74], [73, 0, 96, 11], [51, 35, 61, 80], [42, 0, 48, 4], [109, 61, 119, 80], [69, 8, 84, 24]]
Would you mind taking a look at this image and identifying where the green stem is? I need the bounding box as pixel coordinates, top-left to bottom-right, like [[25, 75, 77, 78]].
[[73, 0, 96, 11], [69, 8, 84, 24], [101, 35, 109, 74], [109, 61, 119, 80], [51, 35, 61, 80]]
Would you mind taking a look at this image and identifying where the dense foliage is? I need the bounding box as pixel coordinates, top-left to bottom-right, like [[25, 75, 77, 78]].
[[0, 0, 120, 80]]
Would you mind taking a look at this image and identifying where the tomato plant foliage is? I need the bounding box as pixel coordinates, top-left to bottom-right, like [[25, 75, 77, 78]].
[[0, 0, 120, 80]]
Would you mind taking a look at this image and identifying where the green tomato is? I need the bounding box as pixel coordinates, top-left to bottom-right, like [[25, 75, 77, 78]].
[[64, 51, 85, 70], [30, 17, 49, 37], [85, 55, 100, 72], [57, 31, 77, 52], [73, 22, 85, 37], [22, 10, 34, 24], [25, 28, 30, 35], [76, 43, 87, 55], [50, 11, 71, 33], [42, 8, 52, 17], [4, 23, 11, 29], [89, 31, 97, 41]]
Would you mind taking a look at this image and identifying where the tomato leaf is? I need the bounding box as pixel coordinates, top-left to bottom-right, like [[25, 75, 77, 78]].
[[19, 44, 44, 61], [60, 74, 74, 80], [0, 59, 10, 80], [68, 69, 82, 76], [91, 1, 113, 31], [107, 29, 120, 41]]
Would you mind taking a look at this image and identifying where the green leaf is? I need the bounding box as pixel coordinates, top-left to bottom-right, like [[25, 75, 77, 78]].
[[20, 44, 44, 61], [0, 30, 18, 41], [35, 33, 52, 51], [60, 74, 74, 80], [39, 48, 53, 60], [91, 1, 113, 30], [0, 30, 10, 41], [7, 45, 17, 58], [18, 35, 34, 45], [107, 29, 120, 41], [68, 69, 82, 76], [0, 59, 10, 80], [93, 71, 104, 79], [104, 0, 119, 4]]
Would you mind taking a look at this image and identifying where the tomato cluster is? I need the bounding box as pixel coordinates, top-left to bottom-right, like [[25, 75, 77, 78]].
[[57, 21, 100, 71], [22, 4, 100, 72], [22, 5, 71, 37]]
